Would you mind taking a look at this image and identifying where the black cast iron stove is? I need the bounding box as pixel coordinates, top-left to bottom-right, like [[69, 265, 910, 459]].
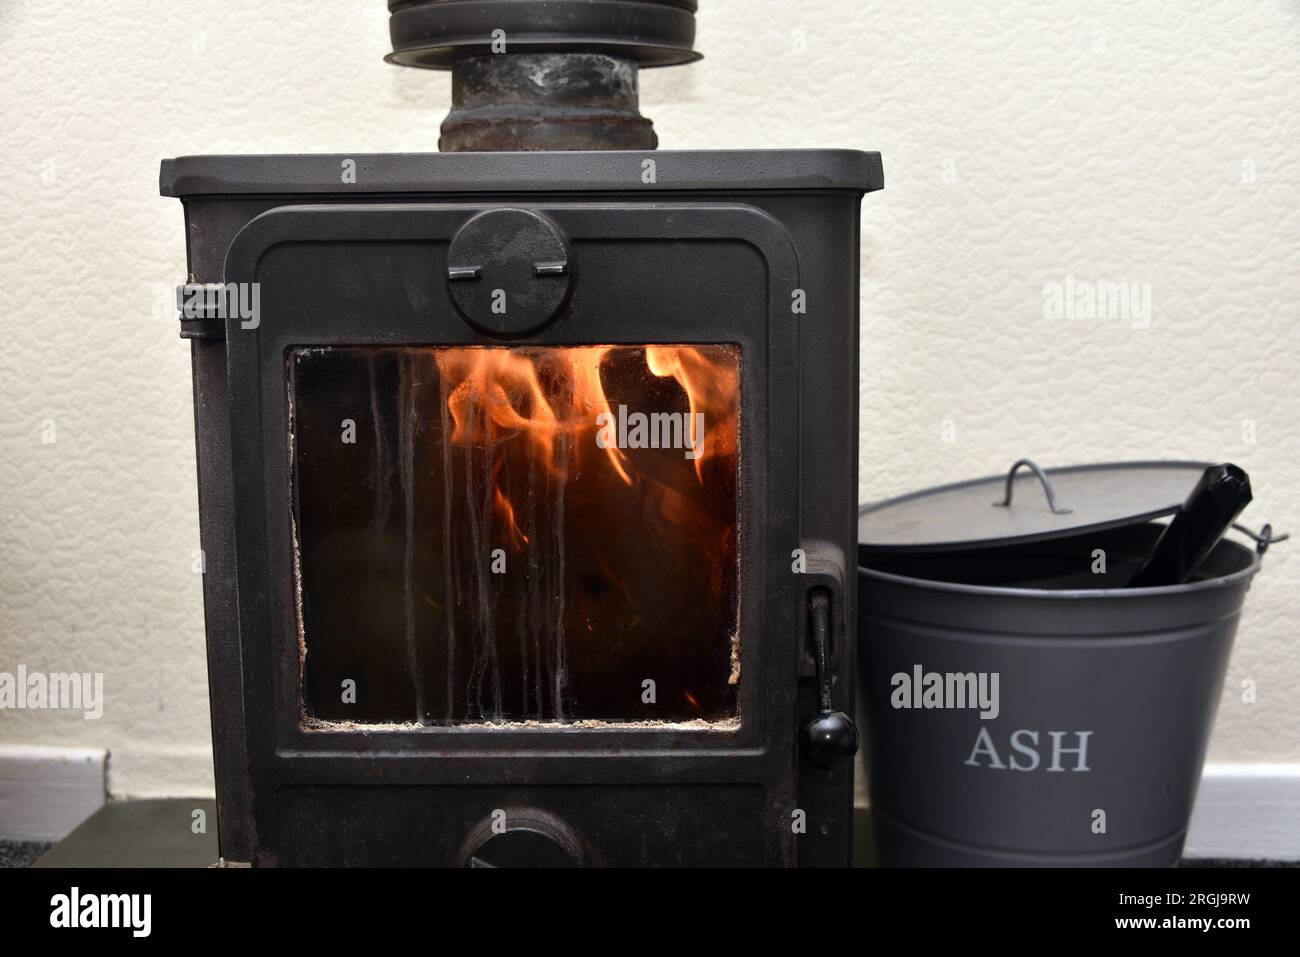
[[161, 0, 882, 867]]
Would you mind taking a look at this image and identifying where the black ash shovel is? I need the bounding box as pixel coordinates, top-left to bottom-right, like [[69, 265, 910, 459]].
[[1127, 464, 1253, 587]]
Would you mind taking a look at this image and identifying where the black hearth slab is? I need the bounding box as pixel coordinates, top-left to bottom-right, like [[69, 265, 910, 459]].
[[159, 150, 884, 198], [0, 841, 52, 868], [33, 800, 218, 869]]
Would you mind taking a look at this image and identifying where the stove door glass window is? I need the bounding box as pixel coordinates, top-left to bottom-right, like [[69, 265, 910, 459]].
[[289, 345, 741, 725]]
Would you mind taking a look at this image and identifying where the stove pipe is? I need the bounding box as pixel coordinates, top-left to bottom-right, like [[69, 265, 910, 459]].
[[385, 0, 700, 151]]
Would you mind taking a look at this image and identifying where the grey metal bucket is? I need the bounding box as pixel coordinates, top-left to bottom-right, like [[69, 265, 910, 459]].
[[857, 522, 1260, 867]]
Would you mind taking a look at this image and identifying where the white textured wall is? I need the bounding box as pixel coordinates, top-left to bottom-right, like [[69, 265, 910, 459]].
[[0, 0, 1295, 797]]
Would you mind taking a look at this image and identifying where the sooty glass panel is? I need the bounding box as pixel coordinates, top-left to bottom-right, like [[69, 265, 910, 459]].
[[289, 345, 741, 725]]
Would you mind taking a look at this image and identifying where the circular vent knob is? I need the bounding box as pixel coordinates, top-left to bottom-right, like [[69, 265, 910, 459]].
[[446, 208, 572, 338], [456, 807, 588, 868]]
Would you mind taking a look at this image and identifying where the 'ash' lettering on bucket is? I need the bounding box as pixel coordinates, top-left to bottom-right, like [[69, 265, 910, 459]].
[[965, 728, 1093, 773]]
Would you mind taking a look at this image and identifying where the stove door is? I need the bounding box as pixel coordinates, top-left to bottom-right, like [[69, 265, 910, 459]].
[[223, 202, 805, 866]]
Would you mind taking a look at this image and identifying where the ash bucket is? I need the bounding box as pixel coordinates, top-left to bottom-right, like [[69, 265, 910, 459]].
[[856, 460, 1282, 867]]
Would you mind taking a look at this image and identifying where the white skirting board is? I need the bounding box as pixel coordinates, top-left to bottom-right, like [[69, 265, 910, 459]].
[[0, 745, 107, 842], [1184, 763, 1300, 860]]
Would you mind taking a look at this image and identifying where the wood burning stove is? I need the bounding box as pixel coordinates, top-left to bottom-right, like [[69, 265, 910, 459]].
[[161, 0, 882, 867]]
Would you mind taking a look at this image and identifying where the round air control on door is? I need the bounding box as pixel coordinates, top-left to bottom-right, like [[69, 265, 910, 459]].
[[446, 208, 572, 338], [456, 807, 589, 868]]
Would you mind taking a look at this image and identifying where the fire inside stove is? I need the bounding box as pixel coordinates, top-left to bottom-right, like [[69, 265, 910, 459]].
[[289, 344, 742, 726]]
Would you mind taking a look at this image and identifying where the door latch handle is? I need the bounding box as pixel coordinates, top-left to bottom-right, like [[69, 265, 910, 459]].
[[800, 589, 859, 770]]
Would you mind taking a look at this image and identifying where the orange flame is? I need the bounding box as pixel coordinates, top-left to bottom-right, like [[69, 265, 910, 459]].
[[644, 346, 740, 483], [436, 346, 629, 481], [493, 488, 528, 548], [433, 345, 738, 547]]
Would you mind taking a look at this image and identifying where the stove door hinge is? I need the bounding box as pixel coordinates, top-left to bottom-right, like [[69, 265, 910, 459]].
[[176, 283, 229, 341]]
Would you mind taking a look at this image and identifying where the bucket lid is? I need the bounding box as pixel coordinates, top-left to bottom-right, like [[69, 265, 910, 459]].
[[858, 459, 1214, 555]]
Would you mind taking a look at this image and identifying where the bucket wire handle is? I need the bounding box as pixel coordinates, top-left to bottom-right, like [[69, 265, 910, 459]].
[[1232, 522, 1289, 557], [993, 458, 1072, 515]]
